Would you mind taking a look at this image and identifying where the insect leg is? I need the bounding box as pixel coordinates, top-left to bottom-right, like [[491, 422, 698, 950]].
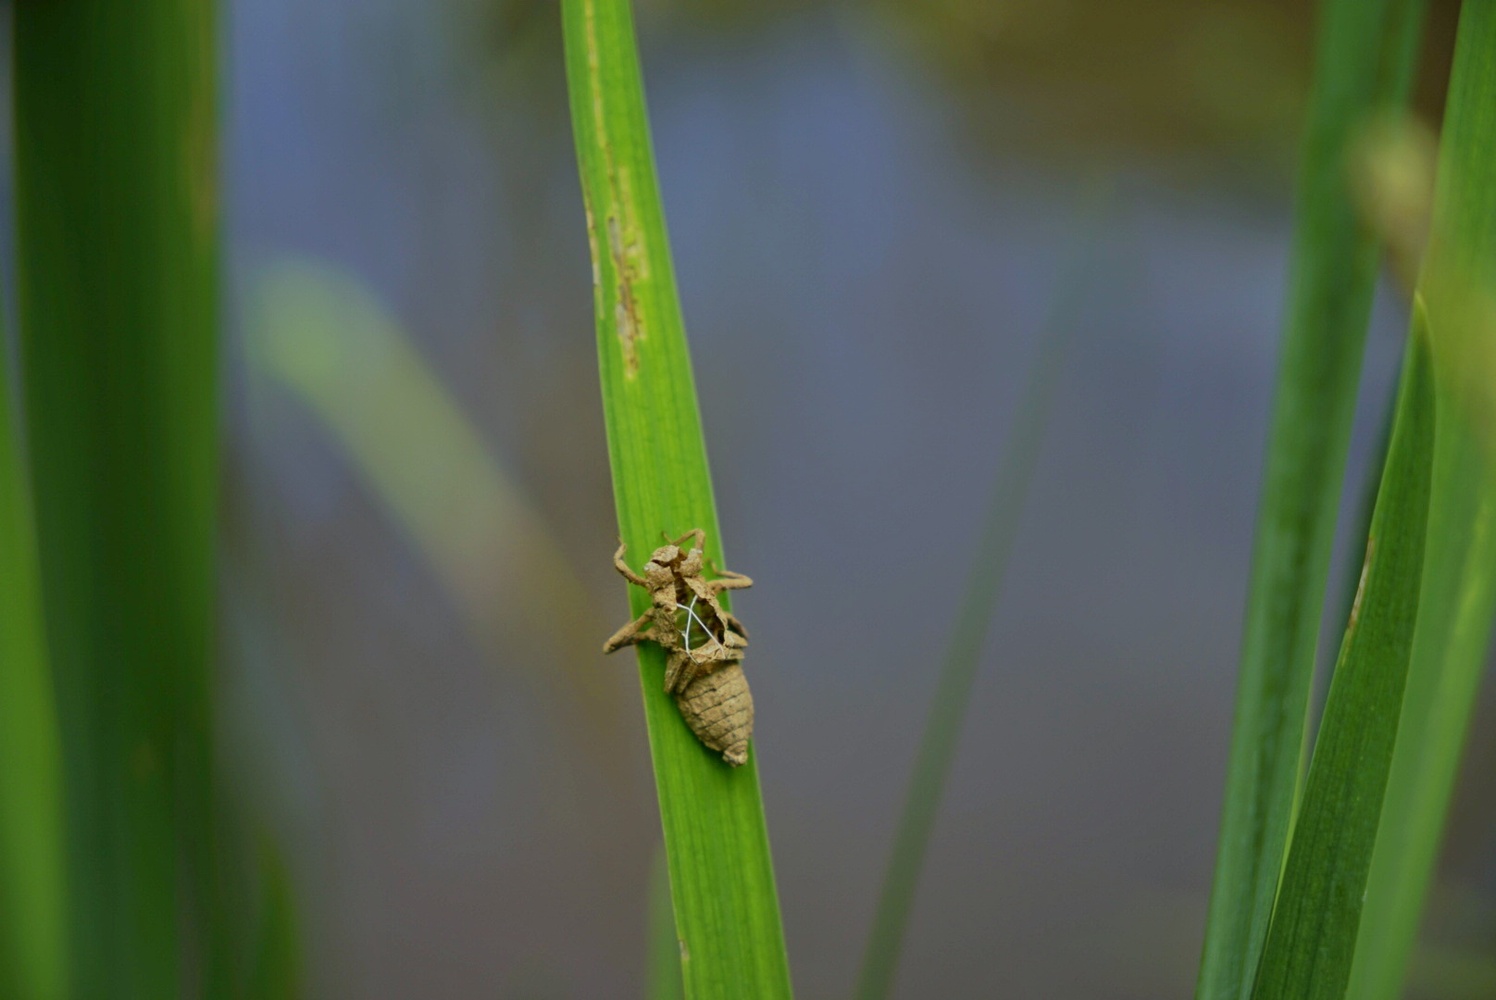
[[721, 625, 748, 651], [707, 568, 753, 593], [721, 612, 750, 640], [611, 541, 649, 587], [665, 528, 705, 552], [602, 610, 655, 653]]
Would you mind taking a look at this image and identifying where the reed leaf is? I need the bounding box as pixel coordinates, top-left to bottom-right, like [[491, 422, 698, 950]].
[[1251, 312, 1434, 1000], [14, 1, 221, 994], [1351, 6, 1496, 994], [1195, 3, 1425, 997], [0, 308, 67, 1000], [560, 1, 793, 997]]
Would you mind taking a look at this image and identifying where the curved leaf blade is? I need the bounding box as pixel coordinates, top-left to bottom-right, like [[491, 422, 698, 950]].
[[1351, 5, 1496, 993], [1252, 315, 1435, 1000], [1195, 3, 1426, 997], [0, 316, 67, 1000]]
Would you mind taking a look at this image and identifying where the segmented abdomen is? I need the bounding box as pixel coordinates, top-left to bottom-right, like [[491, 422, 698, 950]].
[[675, 663, 753, 767]]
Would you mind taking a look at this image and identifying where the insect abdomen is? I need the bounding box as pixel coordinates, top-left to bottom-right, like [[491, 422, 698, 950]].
[[675, 663, 753, 767]]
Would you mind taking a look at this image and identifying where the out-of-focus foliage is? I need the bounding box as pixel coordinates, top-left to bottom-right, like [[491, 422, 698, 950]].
[[1352, 3, 1496, 995], [246, 257, 632, 772], [244, 839, 303, 1000], [9, 0, 1493, 995], [14, 1, 222, 995], [1250, 316, 1433, 1000], [1194, 3, 1426, 998], [249, 259, 597, 659], [0, 315, 67, 999], [876, 0, 1308, 160], [1349, 115, 1439, 290], [646, 846, 685, 1000], [855, 186, 1104, 1000]]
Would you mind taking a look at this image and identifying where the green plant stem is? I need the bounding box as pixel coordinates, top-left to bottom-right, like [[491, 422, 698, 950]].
[[1194, 3, 1425, 998], [647, 844, 685, 1000], [1251, 313, 1434, 1000], [0, 319, 67, 999], [246, 836, 302, 1000], [1351, 5, 1496, 995], [13, 1, 221, 995], [560, 1, 793, 997]]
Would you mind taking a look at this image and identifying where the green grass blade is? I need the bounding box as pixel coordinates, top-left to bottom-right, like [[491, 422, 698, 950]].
[[245, 837, 303, 1000], [647, 844, 685, 1000], [852, 191, 1102, 1000], [0, 324, 67, 999], [1351, 6, 1496, 995], [560, 2, 793, 997], [1194, 3, 1425, 998], [1251, 314, 1434, 1000], [13, 2, 221, 995]]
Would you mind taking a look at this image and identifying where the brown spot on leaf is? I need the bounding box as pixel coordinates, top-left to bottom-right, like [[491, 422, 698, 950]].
[[608, 214, 643, 375], [1348, 536, 1376, 633]]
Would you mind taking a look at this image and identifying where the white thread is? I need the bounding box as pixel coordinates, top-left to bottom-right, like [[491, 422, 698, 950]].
[[676, 595, 716, 662]]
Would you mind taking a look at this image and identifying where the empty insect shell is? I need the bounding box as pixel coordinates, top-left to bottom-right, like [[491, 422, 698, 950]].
[[675, 662, 753, 767]]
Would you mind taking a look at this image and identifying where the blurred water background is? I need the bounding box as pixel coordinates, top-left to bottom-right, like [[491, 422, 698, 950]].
[[30, 0, 1487, 996]]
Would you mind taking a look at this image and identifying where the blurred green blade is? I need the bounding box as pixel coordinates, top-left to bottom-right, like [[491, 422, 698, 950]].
[[246, 255, 637, 799], [561, 1, 794, 997], [0, 332, 67, 997], [853, 190, 1101, 1000], [1351, 5, 1496, 995], [14, 1, 221, 995], [246, 258, 600, 658], [646, 844, 685, 1000], [1195, 3, 1425, 998], [246, 837, 303, 1000], [1251, 314, 1434, 1000]]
